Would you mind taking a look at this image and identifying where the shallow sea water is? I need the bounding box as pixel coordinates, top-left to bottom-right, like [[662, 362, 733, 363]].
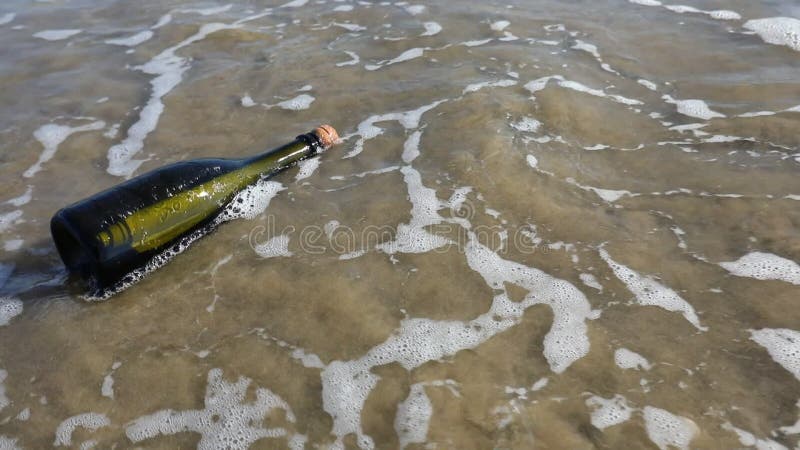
[[1, 0, 800, 448]]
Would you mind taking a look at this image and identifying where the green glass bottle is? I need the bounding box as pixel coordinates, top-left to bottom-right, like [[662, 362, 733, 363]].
[[51, 125, 338, 297]]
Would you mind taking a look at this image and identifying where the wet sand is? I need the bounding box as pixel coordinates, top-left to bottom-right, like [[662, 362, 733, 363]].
[[1, 0, 800, 448]]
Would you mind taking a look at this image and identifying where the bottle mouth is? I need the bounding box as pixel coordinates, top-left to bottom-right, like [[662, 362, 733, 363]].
[[313, 124, 339, 150], [51, 212, 98, 279]]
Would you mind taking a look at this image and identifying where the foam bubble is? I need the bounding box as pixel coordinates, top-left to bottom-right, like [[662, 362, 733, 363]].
[[662, 95, 725, 120], [600, 248, 707, 331], [629, 0, 661, 5], [526, 155, 538, 168], [744, 18, 800, 53], [126, 368, 301, 449], [240, 94, 256, 107], [254, 235, 293, 258], [643, 406, 698, 450], [586, 395, 633, 429], [295, 157, 320, 181], [614, 348, 652, 370], [0, 298, 22, 327], [0, 13, 16, 26], [33, 29, 82, 40], [421, 21, 441, 36], [26, 121, 105, 177], [750, 328, 800, 380], [217, 180, 285, 221], [394, 383, 432, 449], [54, 413, 110, 447], [512, 117, 541, 132], [275, 94, 315, 110], [719, 252, 800, 285], [105, 30, 153, 46], [490, 20, 510, 31], [333, 4, 354, 11]]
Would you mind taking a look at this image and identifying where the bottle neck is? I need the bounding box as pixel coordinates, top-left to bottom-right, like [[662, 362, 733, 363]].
[[244, 132, 322, 172]]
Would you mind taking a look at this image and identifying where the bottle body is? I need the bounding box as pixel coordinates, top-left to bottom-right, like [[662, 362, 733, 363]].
[[51, 127, 337, 296]]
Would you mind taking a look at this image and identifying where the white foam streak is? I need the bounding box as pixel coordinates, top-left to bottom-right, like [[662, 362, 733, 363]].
[[345, 99, 446, 158], [377, 166, 450, 254], [421, 22, 442, 36], [365, 47, 427, 70], [524, 75, 643, 106], [281, 0, 309, 7], [744, 18, 800, 53], [26, 121, 105, 177], [462, 79, 516, 94], [600, 248, 707, 331], [180, 4, 233, 15], [322, 234, 596, 447], [394, 383, 432, 449], [105, 30, 153, 47], [750, 328, 800, 381], [107, 14, 267, 177], [722, 422, 788, 450], [0, 211, 22, 234], [126, 369, 300, 449], [402, 130, 421, 163], [336, 50, 360, 66], [0, 13, 16, 26], [33, 29, 82, 41], [54, 413, 110, 446], [5, 186, 32, 207]]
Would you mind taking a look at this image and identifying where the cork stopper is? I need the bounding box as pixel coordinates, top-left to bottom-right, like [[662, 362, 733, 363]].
[[313, 124, 339, 150]]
